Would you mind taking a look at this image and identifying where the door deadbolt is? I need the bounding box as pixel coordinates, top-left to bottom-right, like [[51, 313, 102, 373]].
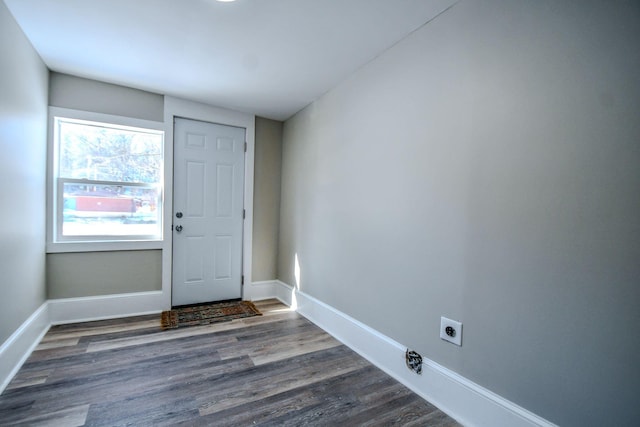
[[176, 212, 183, 218]]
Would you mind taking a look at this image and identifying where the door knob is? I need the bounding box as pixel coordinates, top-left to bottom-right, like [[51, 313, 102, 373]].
[[176, 212, 183, 218], [175, 225, 183, 232]]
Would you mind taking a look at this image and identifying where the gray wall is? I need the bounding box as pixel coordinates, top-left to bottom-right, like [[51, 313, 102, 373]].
[[47, 251, 162, 299], [252, 117, 283, 281], [0, 2, 49, 343], [278, 1, 640, 426], [49, 72, 164, 122], [47, 73, 164, 298]]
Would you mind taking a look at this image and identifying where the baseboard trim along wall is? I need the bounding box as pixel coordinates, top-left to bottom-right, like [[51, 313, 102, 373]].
[[273, 280, 557, 427], [0, 302, 50, 394], [244, 280, 279, 301], [47, 290, 164, 325]]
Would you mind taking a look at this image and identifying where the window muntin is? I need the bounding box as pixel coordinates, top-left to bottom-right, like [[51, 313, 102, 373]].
[[52, 115, 164, 243]]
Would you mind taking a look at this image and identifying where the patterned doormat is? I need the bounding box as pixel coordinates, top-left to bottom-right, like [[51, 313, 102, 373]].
[[160, 300, 262, 330]]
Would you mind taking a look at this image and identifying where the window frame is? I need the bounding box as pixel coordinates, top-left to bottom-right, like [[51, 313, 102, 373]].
[[47, 107, 166, 253]]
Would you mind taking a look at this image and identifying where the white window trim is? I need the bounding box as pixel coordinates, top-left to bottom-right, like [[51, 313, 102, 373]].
[[46, 107, 166, 253]]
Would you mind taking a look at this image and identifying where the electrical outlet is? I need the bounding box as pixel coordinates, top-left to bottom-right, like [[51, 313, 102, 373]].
[[440, 316, 462, 346]]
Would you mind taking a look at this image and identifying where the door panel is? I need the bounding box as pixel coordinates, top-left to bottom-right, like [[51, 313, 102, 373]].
[[214, 235, 233, 279], [172, 118, 245, 306], [186, 161, 206, 216], [185, 236, 205, 282], [216, 164, 234, 217]]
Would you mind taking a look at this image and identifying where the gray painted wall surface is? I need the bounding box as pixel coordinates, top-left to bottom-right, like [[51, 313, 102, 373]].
[[0, 3, 48, 343], [49, 72, 164, 122], [279, 1, 640, 426], [252, 117, 283, 281], [46, 73, 165, 298], [47, 250, 162, 299]]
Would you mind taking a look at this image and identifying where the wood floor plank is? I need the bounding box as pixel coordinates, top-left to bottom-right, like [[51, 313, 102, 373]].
[[198, 345, 369, 416], [85, 324, 225, 352], [216, 319, 342, 364], [84, 395, 199, 426], [188, 365, 379, 426], [5, 369, 53, 390], [47, 314, 158, 332], [84, 308, 295, 353], [43, 334, 237, 383], [0, 299, 461, 426], [40, 319, 160, 342], [403, 409, 463, 427], [3, 404, 89, 427], [34, 337, 80, 350], [346, 394, 438, 426], [250, 332, 342, 365], [24, 342, 90, 364], [27, 354, 251, 415]]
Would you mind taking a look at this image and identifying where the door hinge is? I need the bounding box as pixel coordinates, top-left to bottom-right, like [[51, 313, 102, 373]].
[[241, 275, 245, 285], [244, 142, 247, 152], [243, 209, 246, 219]]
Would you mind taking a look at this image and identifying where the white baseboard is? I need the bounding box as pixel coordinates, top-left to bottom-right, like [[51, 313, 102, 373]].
[[246, 280, 296, 306], [48, 291, 165, 325], [277, 281, 556, 427], [0, 302, 50, 394], [245, 280, 278, 301], [273, 280, 295, 306]]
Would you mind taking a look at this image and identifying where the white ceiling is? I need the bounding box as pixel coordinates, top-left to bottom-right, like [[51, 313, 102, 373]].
[[5, 0, 455, 121]]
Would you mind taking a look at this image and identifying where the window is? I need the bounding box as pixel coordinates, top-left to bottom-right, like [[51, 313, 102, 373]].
[[48, 108, 164, 251]]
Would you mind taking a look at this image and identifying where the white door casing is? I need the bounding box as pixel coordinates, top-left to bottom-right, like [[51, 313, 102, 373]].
[[172, 118, 245, 306]]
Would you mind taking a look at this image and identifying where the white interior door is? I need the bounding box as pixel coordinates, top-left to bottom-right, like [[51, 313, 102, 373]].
[[172, 118, 245, 306]]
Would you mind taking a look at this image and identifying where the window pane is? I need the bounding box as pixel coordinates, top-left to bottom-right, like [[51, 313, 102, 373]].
[[62, 183, 161, 237], [58, 120, 162, 183]]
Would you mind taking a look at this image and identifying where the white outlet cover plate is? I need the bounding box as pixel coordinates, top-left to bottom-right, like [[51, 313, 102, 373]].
[[440, 316, 462, 346]]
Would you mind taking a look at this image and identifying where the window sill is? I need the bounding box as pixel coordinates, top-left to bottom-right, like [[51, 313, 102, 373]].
[[46, 239, 163, 253]]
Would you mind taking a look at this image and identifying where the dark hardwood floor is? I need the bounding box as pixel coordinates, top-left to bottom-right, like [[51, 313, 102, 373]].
[[0, 300, 460, 426]]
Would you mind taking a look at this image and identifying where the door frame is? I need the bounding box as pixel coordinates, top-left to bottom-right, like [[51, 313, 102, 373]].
[[161, 96, 255, 309]]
